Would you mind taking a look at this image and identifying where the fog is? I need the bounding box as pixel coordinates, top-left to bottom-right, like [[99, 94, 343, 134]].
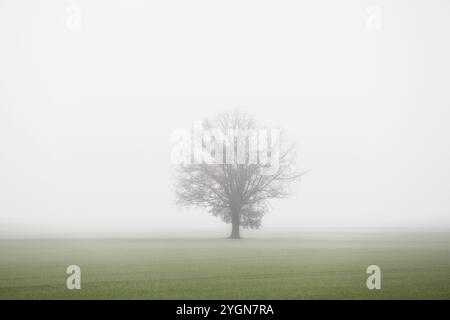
[[1, 0, 450, 237]]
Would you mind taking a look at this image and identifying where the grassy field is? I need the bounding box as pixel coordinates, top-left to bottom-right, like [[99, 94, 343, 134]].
[[0, 232, 449, 299]]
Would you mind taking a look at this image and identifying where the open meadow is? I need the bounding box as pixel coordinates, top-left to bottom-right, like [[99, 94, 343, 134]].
[[0, 231, 449, 299]]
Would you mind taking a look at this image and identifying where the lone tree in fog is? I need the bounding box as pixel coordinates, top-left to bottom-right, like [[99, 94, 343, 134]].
[[173, 111, 303, 239]]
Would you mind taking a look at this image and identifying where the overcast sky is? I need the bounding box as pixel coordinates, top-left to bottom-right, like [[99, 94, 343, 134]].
[[1, 0, 450, 237]]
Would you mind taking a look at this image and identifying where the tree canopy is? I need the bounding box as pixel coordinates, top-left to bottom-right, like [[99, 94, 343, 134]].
[[173, 111, 303, 238]]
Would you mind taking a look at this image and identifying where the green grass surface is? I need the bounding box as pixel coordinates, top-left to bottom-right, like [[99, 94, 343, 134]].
[[0, 232, 449, 299]]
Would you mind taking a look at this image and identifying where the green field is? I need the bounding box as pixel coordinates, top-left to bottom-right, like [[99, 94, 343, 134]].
[[0, 232, 449, 299]]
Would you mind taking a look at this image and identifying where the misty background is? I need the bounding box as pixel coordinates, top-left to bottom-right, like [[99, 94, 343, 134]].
[[1, 0, 450, 237]]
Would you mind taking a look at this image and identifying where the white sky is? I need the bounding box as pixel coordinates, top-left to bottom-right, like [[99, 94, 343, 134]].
[[1, 0, 450, 237]]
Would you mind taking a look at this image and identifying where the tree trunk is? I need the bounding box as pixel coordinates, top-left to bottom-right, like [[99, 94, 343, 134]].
[[228, 209, 241, 239]]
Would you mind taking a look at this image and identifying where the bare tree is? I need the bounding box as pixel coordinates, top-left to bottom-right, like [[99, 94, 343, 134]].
[[173, 111, 303, 238]]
